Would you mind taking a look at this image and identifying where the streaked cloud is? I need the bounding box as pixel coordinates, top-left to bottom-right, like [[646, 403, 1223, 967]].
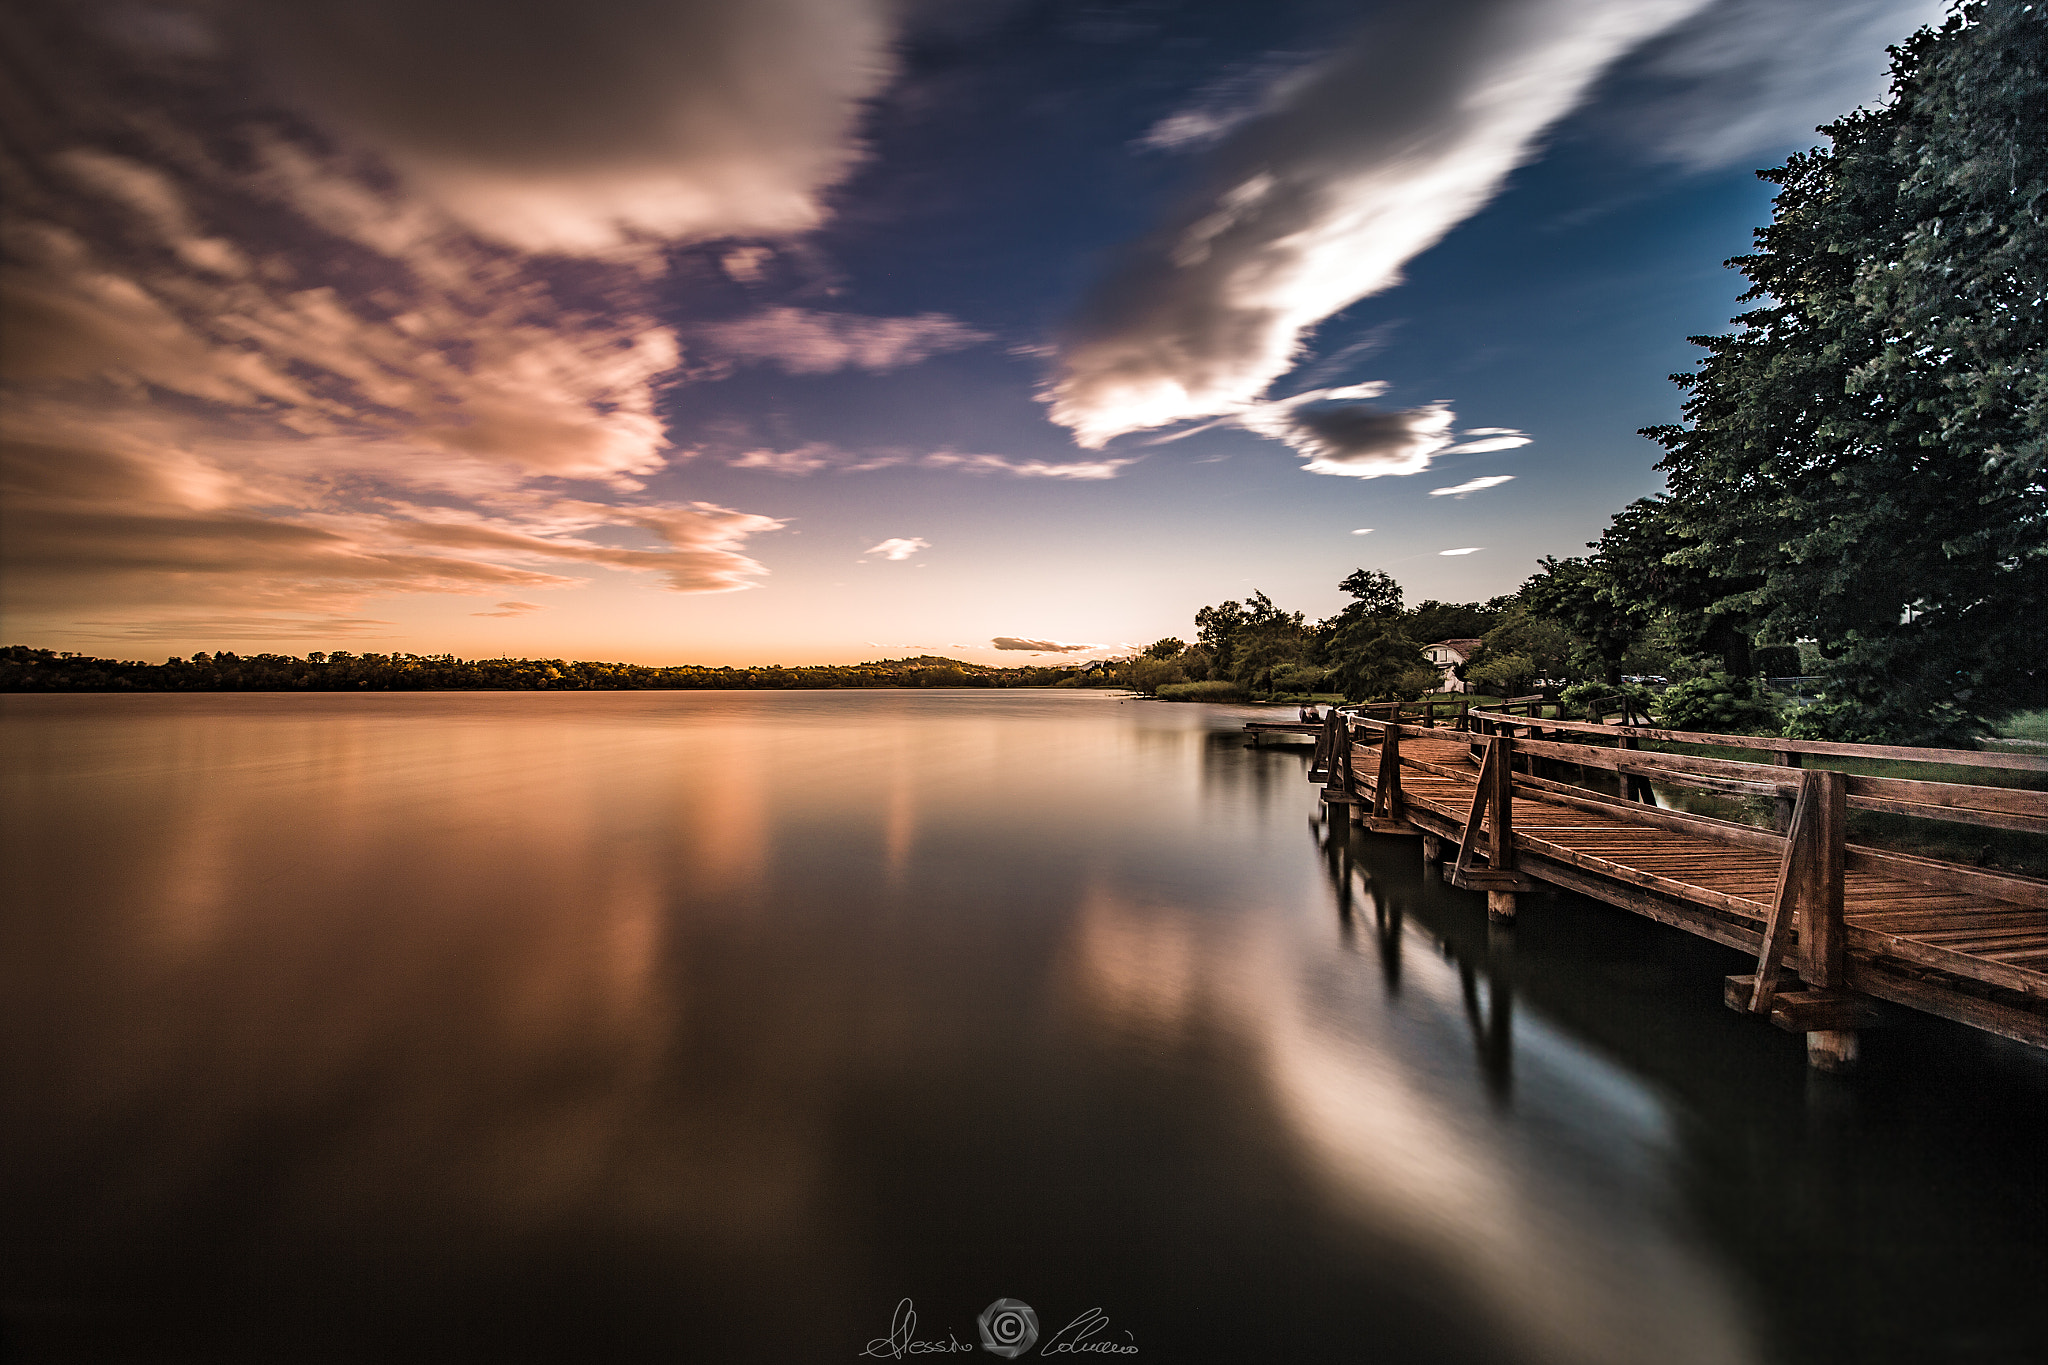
[[865, 537, 930, 562], [1622, 0, 1946, 169], [727, 445, 1139, 479], [67, 615, 397, 643], [1350, 528, 1375, 535], [698, 307, 989, 375], [921, 452, 1140, 480], [471, 601, 544, 617], [730, 443, 903, 475], [1439, 547, 1484, 556], [992, 637, 1093, 653], [1046, 0, 1706, 447], [228, 0, 900, 257], [1430, 475, 1516, 497]]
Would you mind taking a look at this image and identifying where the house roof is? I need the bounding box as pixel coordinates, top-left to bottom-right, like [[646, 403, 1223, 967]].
[[1427, 638, 1485, 658]]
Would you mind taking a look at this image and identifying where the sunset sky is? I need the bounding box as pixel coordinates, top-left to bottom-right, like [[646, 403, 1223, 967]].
[[0, 0, 1943, 664]]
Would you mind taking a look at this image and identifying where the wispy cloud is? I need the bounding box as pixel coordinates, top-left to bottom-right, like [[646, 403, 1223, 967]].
[[727, 445, 1139, 479], [992, 637, 1093, 653], [1351, 528, 1375, 535], [66, 615, 397, 643], [865, 537, 930, 562], [698, 307, 989, 375], [921, 452, 1140, 480], [1620, 0, 1945, 170], [229, 0, 900, 256], [1430, 475, 1516, 497], [1046, 0, 1705, 447], [1439, 547, 1484, 556], [471, 601, 544, 617]]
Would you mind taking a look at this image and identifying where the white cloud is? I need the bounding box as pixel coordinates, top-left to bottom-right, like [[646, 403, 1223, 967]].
[[1442, 432, 1532, 454], [1351, 528, 1374, 535], [1439, 547, 1484, 556], [699, 307, 989, 375], [1622, 0, 1946, 169], [1430, 475, 1516, 497], [865, 537, 929, 562], [1046, 0, 1706, 446]]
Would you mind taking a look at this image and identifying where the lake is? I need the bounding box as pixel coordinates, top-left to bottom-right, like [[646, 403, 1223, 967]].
[[1, 690, 2042, 1363]]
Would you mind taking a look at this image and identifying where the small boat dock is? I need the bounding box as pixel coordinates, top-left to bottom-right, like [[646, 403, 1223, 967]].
[[1262, 705, 2048, 1069]]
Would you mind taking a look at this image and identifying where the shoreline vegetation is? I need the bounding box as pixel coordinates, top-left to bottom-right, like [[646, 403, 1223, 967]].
[[0, 646, 1077, 692]]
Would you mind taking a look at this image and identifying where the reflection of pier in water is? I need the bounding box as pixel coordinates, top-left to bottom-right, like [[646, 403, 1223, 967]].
[[1315, 805, 1513, 1101]]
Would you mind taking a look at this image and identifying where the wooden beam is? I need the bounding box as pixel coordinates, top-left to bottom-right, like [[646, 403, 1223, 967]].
[[1749, 773, 1816, 1012], [1799, 769, 1849, 991]]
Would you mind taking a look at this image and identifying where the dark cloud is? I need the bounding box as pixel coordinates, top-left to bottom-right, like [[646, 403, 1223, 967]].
[[992, 637, 1091, 652]]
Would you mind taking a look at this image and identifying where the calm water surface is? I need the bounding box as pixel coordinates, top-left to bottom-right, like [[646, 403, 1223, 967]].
[[2, 691, 2042, 1363]]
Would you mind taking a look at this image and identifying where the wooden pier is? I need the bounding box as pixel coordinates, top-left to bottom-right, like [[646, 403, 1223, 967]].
[[1262, 707, 2048, 1069]]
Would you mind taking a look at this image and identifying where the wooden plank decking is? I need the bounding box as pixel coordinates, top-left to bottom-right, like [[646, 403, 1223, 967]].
[[1283, 711, 2048, 1059]]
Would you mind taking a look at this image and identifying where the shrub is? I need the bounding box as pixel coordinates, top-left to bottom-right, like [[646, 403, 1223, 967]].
[[1653, 673, 1781, 735], [1155, 680, 1249, 703], [1560, 680, 1656, 723]]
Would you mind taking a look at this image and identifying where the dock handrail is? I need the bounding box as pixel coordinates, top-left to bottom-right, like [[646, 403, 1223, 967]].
[[1463, 708, 2048, 774]]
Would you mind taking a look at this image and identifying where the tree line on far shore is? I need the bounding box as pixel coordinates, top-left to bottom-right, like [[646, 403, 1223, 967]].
[[0, 647, 1076, 693]]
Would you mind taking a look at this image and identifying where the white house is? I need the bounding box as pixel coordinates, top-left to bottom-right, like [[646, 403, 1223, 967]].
[[1423, 638, 1484, 693]]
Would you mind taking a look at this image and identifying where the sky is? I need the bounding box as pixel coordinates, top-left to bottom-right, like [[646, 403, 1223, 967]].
[[0, 0, 1948, 665]]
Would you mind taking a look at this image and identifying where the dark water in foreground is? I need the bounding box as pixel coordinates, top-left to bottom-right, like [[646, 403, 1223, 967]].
[[2, 691, 2042, 1364]]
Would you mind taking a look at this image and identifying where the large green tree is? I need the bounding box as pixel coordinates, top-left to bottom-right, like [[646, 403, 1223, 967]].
[[1642, 0, 2046, 742]]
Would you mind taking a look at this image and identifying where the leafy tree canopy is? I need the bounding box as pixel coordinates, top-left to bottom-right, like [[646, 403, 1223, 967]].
[[1639, 0, 2046, 742]]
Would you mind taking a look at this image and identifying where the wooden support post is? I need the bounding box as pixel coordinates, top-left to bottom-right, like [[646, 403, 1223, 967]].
[[1487, 890, 1517, 924], [1618, 733, 1654, 803], [1773, 749, 1804, 832], [1450, 735, 1532, 898], [1798, 768, 1848, 991], [1807, 1030, 1859, 1072], [1366, 724, 1410, 831], [1745, 774, 1815, 1014], [1489, 732, 1515, 866], [1321, 713, 1351, 803], [1735, 767, 1858, 1069], [1422, 834, 1443, 863]]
